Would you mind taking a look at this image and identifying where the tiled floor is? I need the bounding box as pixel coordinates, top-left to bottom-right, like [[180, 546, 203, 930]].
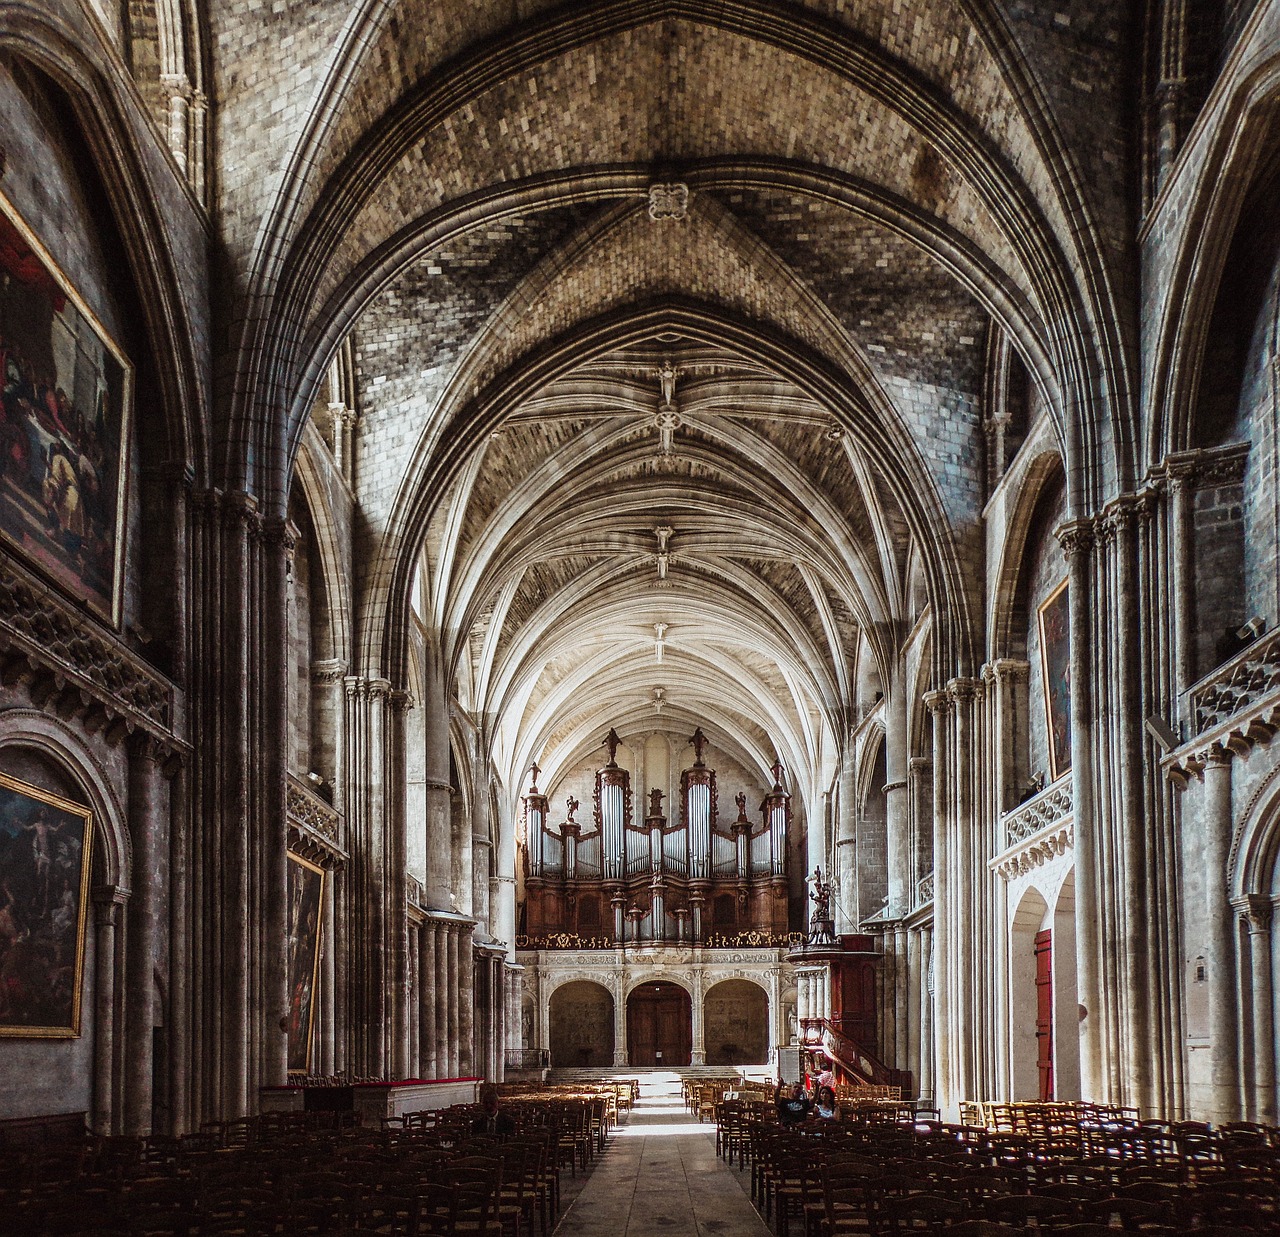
[[554, 1076, 770, 1237]]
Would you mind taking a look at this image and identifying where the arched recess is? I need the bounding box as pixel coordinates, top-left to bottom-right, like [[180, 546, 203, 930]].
[[1009, 886, 1050, 1102], [548, 979, 614, 1068], [1148, 53, 1280, 467], [856, 731, 888, 928], [0, 23, 204, 474], [993, 455, 1067, 804], [626, 979, 691, 1067], [0, 712, 130, 1128], [703, 978, 769, 1065], [1051, 871, 1080, 1101]]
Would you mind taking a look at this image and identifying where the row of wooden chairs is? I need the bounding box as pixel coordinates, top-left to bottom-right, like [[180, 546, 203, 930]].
[[4, 1090, 611, 1236], [718, 1101, 1279, 1234]]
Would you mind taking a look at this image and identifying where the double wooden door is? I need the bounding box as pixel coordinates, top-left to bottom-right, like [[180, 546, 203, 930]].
[[626, 982, 692, 1066]]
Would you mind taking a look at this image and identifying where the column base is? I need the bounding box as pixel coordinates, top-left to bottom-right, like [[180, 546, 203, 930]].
[[614, 1049, 629, 1066]]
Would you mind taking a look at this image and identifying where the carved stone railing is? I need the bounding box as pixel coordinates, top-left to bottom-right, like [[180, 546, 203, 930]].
[[0, 557, 175, 738], [286, 774, 345, 866], [1003, 776, 1073, 847], [992, 777, 1073, 882], [915, 872, 934, 906], [1168, 627, 1280, 783]]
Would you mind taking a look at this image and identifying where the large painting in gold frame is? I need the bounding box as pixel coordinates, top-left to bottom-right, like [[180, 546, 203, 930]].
[[1037, 577, 1072, 782], [0, 770, 93, 1037], [286, 852, 325, 1072], [0, 190, 133, 627]]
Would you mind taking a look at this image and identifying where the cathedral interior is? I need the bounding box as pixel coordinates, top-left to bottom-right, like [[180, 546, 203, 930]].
[[3, 0, 1280, 1149]]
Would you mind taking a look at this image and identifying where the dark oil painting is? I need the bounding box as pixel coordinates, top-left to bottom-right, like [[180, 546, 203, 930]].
[[1038, 578, 1072, 782], [0, 771, 92, 1036], [286, 853, 325, 1072], [0, 193, 132, 626]]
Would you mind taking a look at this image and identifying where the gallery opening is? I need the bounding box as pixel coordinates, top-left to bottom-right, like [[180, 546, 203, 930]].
[[1, 0, 1280, 1232]]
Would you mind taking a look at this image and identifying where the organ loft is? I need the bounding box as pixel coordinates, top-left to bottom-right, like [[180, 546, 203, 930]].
[[1, 0, 1280, 1196]]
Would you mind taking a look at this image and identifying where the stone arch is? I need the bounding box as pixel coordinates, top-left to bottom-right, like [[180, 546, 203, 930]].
[[0, 709, 129, 890], [703, 977, 770, 1066], [1009, 885, 1050, 1101], [1147, 49, 1280, 464], [989, 448, 1067, 664], [547, 979, 614, 1068], [856, 728, 888, 927], [0, 15, 206, 476]]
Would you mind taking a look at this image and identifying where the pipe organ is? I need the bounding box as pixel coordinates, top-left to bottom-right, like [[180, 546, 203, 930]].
[[520, 727, 792, 946]]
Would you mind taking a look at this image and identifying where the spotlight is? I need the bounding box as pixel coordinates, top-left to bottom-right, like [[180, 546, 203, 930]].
[[1237, 616, 1267, 642]]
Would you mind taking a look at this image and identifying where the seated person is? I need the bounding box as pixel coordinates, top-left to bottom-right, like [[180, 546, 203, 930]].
[[471, 1085, 516, 1135], [774, 1080, 812, 1126], [813, 1084, 840, 1120]]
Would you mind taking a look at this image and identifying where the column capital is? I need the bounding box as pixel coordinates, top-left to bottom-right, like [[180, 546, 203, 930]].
[[1235, 894, 1274, 933], [947, 676, 981, 703], [908, 756, 931, 772], [922, 689, 950, 716], [1055, 518, 1095, 559]]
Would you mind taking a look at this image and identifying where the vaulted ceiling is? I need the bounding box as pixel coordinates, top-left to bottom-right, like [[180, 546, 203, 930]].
[[252, 1, 1136, 809]]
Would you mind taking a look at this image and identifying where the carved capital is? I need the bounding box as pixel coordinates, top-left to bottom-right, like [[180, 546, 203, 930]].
[[1056, 519, 1094, 559], [922, 689, 950, 716], [947, 676, 981, 704], [992, 658, 1030, 684], [311, 658, 348, 684], [1238, 894, 1273, 933]]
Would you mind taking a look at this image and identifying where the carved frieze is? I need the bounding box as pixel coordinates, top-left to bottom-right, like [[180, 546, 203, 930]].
[[0, 558, 174, 735], [286, 774, 346, 867], [992, 824, 1073, 882]]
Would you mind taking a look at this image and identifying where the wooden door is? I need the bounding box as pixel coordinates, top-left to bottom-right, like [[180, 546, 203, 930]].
[[626, 983, 692, 1065], [1035, 928, 1053, 1101]]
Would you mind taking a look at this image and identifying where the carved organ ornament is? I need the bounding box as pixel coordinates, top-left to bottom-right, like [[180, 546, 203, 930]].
[[520, 730, 791, 946]]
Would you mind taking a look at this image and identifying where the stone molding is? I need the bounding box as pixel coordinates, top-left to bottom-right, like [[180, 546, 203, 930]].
[[0, 557, 176, 740]]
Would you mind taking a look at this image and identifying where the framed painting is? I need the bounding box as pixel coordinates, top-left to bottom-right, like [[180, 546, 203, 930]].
[[286, 852, 325, 1072], [0, 770, 93, 1037], [1037, 577, 1072, 782], [0, 191, 132, 627]]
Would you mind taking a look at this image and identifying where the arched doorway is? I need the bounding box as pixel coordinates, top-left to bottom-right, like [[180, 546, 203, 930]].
[[549, 981, 614, 1067], [1009, 888, 1050, 1100], [703, 979, 769, 1065], [626, 982, 692, 1066]]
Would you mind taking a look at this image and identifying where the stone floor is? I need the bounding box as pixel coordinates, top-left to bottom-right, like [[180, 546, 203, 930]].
[[553, 1074, 770, 1237]]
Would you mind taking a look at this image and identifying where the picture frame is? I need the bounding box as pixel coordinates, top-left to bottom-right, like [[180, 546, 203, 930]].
[[1037, 577, 1072, 782], [0, 770, 93, 1037], [285, 852, 325, 1072], [0, 190, 133, 627]]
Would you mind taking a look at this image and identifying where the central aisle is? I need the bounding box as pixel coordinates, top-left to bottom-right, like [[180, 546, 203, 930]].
[[554, 1074, 771, 1237]]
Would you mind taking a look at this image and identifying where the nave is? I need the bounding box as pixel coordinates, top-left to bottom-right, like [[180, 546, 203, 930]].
[[556, 1075, 769, 1237]]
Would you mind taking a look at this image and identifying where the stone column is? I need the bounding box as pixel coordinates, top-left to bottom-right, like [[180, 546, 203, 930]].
[[1203, 750, 1240, 1123], [390, 692, 413, 1080], [434, 923, 449, 1075], [125, 735, 168, 1135], [420, 921, 437, 1076], [1241, 897, 1276, 1123], [459, 930, 476, 1075], [93, 891, 123, 1135], [885, 681, 910, 921], [1059, 520, 1102, 1101], [261, 520, 294, 1093], [837, 746, 857, 931], [320, 870, 336, 1075], [691, 973, 705, 1066], [907, 927, 922, 1090], [407, 925, 420, 1078], [446, 925, 461, 1076], [924, 689, 953, 1114], [613, 971, 628, 1065], [920, 927, 935, 1102], [493, 956, 506, 1081], [423, 661, 453, 911]]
